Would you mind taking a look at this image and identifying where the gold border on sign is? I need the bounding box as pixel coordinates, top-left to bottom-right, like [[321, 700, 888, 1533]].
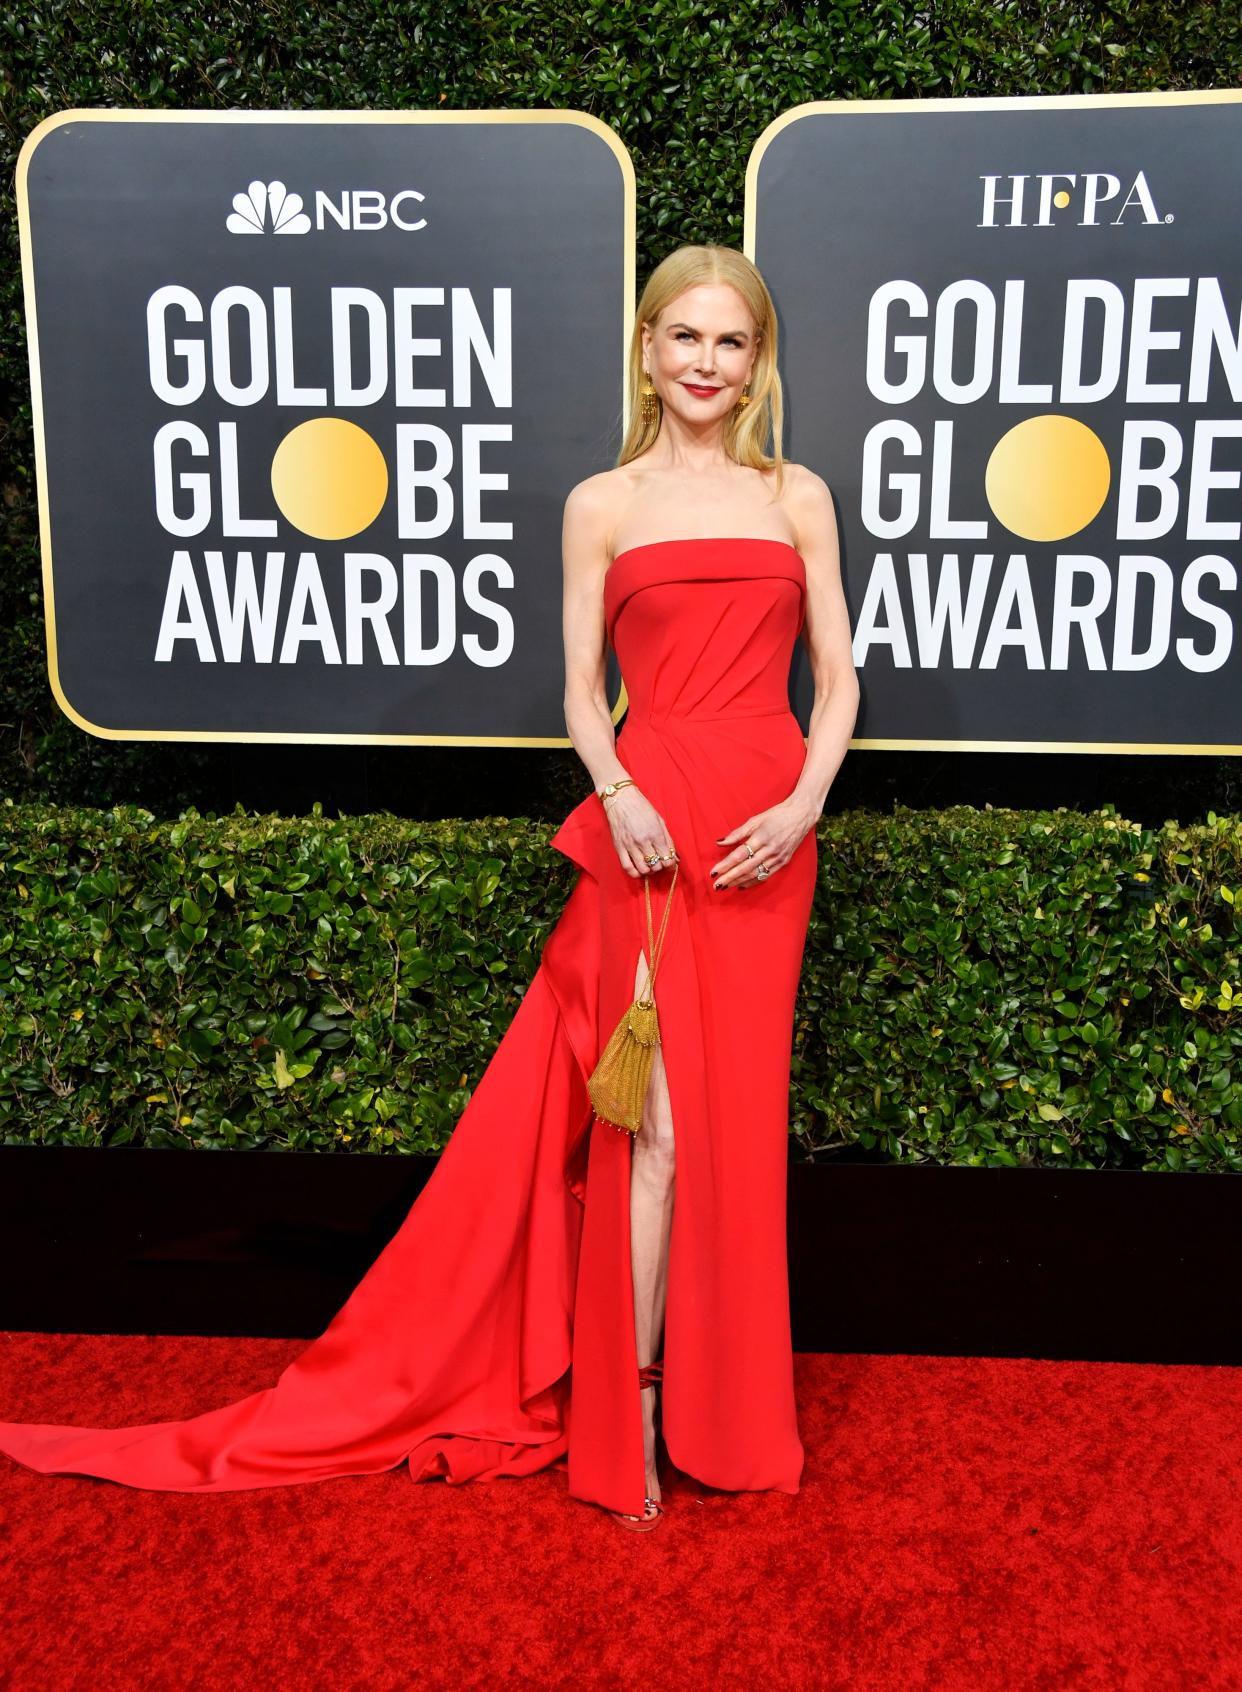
[[744, 88, 1242, 757], [15, 107, 636, 745]]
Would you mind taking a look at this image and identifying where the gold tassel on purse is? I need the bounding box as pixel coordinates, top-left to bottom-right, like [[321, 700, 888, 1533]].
[[587, 862, 679, 1137]]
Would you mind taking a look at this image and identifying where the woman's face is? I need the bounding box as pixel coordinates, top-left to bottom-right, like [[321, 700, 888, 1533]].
[[641, 284, 758, 424]]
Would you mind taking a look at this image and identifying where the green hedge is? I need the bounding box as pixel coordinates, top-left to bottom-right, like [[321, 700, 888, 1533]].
[[0, 0, 1237, 812], [2, 799, 1240, 1171]]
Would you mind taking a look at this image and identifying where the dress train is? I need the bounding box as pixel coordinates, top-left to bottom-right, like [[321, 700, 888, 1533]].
[[0, 538, 815, 1518]]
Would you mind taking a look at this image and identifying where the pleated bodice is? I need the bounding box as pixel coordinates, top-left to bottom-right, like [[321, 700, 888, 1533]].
[[604, 536, 807, 727]]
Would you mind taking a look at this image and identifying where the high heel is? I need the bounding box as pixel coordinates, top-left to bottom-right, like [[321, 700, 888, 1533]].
[[607, 1359, 664, 1531]]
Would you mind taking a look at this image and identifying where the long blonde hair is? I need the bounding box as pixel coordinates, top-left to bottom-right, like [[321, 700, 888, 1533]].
[[617, 244, 785, 495]]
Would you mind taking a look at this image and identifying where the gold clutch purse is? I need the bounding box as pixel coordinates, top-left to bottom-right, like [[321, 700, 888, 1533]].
[[587, 862, 679, 1137]]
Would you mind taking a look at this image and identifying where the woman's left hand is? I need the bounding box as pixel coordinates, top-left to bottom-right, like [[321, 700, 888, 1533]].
[[709, 797, 819, 890]]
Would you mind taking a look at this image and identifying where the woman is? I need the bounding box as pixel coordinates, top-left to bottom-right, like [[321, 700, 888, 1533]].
[[558, 243, 857, 1524], [0, 245, 858, 1531]]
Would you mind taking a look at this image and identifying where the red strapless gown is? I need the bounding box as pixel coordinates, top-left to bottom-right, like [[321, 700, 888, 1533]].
[[0, 537, 817, 1518]]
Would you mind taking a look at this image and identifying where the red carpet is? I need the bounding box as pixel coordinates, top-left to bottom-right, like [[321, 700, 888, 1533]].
[[0, 1334, 1237, 1690]]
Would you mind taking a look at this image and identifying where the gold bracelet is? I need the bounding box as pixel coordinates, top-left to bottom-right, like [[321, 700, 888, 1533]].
[[597, 778, 636, 803]]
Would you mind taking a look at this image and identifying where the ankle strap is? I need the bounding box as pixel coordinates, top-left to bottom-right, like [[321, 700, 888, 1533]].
[[638, 1359, 664, 1389]]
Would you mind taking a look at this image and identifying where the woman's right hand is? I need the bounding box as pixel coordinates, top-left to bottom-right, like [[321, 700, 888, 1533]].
[[602, 787, 679, 879]]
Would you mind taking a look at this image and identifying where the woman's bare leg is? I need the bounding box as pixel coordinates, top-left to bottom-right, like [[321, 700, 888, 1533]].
[[629, 946, 676, 1506]]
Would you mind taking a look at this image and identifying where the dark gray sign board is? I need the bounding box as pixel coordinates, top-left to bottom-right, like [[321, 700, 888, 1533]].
[[18, 109, 633, 743], [748, 92, 1242, 754]]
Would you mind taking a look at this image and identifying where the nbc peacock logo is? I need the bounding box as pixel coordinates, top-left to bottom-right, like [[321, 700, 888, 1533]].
[[226, 180, 311, 236], [224, 181, 428, 234]]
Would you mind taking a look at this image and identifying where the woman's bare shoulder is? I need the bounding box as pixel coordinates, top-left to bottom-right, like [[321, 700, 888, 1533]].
[[775, 463, 839, 568], [777, 461, 834, 526], [562, 467, 641, 576], [564, 463, 641, 504], [774, 459, 832, 500], [563, 464, 639, 524]]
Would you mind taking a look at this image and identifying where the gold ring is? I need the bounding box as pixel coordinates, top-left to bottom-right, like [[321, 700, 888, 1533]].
[[645, 852, 661, 865], [744, 841, 756, 857], [755, 862, 771, 880]]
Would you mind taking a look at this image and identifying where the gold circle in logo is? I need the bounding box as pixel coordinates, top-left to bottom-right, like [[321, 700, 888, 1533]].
[[1053, 189, 1072, 209], [270, 418, 388, 541], [985, 414, 1110, 543]]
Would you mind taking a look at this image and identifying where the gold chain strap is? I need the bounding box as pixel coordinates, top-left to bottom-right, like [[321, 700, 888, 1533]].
[[636, 862, 678, 1006]]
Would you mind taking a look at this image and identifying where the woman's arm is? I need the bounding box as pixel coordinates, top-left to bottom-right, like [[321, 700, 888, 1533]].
[[787, 468, 860, 819], [561, 479, 680, 880], [710, 466, 859, 890], [561, 477, 630, 795]]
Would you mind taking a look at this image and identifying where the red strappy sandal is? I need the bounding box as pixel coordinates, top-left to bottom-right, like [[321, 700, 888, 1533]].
[[608, 1359, 665, 1531]]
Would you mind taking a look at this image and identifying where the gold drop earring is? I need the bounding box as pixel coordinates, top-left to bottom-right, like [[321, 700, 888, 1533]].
[[640, 368, 659, 423], [735, 376, 753, 411]]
